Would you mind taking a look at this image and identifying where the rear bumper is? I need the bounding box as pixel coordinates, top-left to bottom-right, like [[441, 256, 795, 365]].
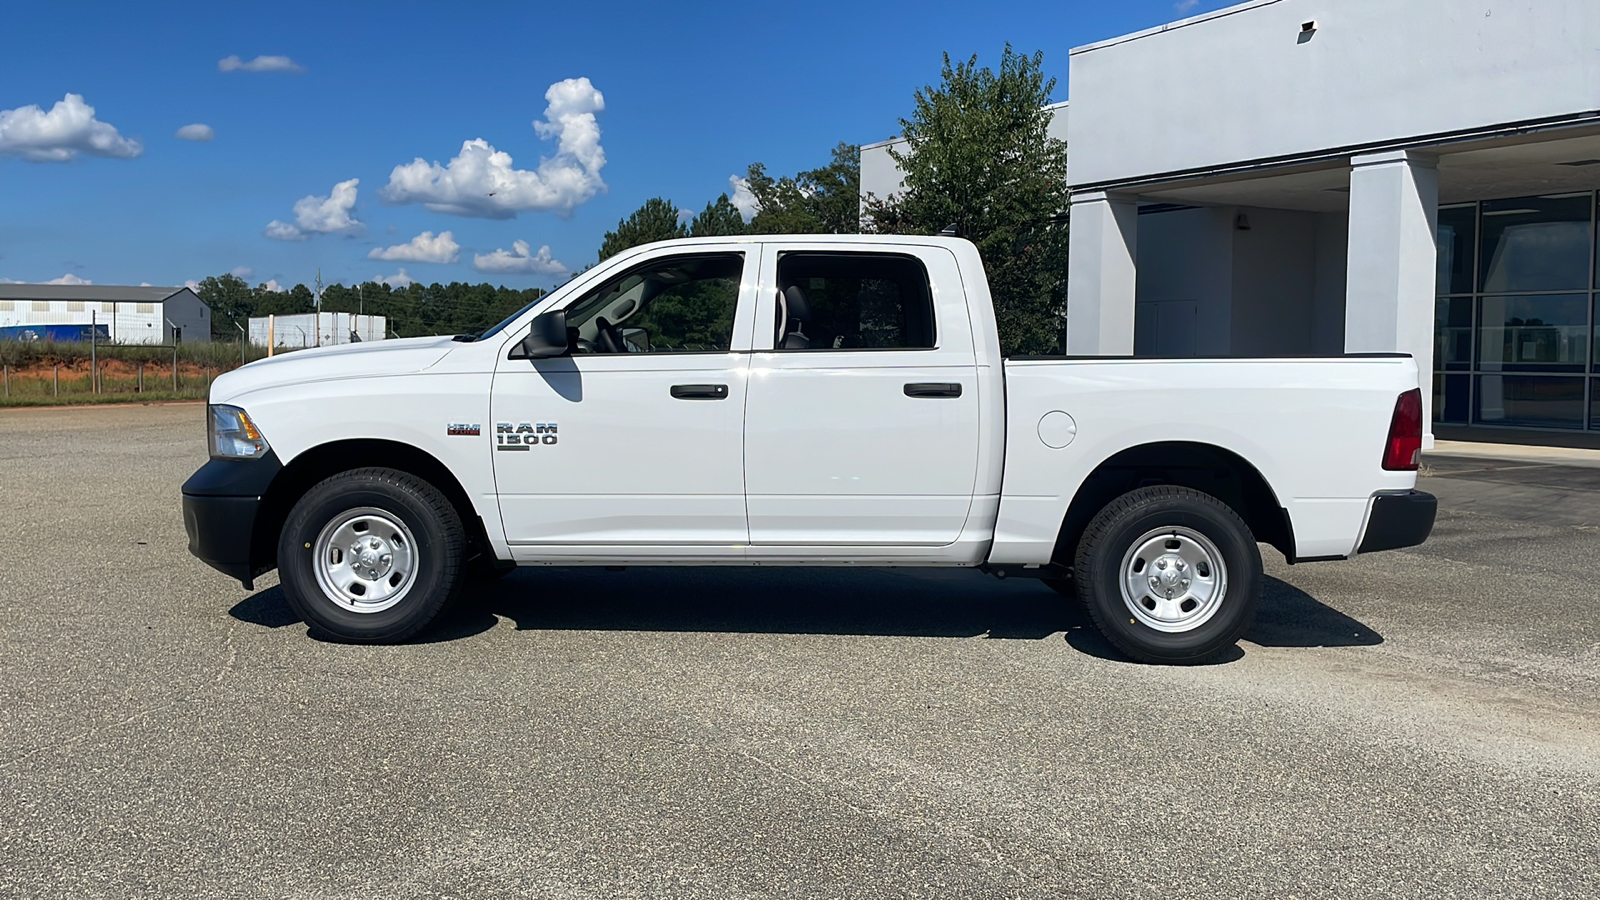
[[1357, 490, 1437, 554], [181, 452, 282, 589]]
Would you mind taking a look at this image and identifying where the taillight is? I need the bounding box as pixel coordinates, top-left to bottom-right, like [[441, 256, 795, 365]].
[[1382, 388, 1423, 471]]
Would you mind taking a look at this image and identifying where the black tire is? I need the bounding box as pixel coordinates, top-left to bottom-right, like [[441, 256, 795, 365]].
[[277, 467, 465, 643], [1074, 486, 1261, 665]]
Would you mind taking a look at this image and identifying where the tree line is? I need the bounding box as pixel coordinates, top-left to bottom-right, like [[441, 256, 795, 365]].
[[197, 275, 548, 341], [202, 46, 1068, 354]]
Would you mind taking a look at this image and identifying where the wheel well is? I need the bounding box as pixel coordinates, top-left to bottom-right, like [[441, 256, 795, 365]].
[[251, 440, 496, 575], [1053, 442, 1295, 566]]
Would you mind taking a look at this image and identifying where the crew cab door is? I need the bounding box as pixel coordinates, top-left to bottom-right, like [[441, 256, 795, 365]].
[[743, 244, 981, 546], [490, 246, 759, 554]]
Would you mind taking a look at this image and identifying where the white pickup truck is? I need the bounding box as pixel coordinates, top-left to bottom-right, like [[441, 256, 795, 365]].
[[183, 235, 1435, 663]]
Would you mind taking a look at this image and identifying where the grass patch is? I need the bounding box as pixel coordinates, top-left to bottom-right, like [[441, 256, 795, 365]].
[[0, 391, 209, 408]]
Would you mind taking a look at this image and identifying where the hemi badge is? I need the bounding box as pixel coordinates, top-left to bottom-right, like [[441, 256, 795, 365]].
[[447, 423, 481, 436]]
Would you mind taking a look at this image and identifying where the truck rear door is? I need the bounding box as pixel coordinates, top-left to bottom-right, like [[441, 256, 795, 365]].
[[743, 243, 981, 546]]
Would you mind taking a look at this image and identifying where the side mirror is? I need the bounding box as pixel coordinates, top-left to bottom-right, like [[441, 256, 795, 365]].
[[510, 309, 569, 359]]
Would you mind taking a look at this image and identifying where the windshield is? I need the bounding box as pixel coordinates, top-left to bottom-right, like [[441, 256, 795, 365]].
[[473, 297, 545, 342]]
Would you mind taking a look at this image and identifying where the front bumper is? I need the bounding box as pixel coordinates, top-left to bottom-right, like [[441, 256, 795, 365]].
[[1357, 490, 1437, 554], [181, 451, 282, 589]]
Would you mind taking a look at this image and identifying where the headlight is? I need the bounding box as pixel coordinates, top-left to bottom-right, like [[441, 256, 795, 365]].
[[208, 405, 271, 459]]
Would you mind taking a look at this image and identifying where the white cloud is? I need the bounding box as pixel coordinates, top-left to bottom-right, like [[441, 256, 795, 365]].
[[374, 269, 415, 288], [1175, 0, 1200, 11], [0, 277, 23, 284], [262, 220, 306, 241], [260, 279, 286, 292], [0, 94, 142, 162], [230, 266, 253, 279], [46, 273, 92, 285], [473, 240, 567, 276], [218, 55, 305, 74], [175, 123, 215, 142], [263, 178, 363, 241], [380, 77, 605, 218], [368, 230, 460, 263], [728, 175, 759, 222], [184, 279, 202, 292]]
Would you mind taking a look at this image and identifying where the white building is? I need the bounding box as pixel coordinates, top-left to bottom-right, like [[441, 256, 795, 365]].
[[249, 312, 387, 349], [0, 285, 211, 344], [863, 0, 1600, 444]]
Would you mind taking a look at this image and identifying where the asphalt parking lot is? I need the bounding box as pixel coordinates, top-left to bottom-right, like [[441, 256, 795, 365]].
[[2, 404, 1597, 899]]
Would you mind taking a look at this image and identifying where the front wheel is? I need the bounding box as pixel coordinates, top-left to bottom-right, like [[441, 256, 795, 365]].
[[1074, 486, 1262, 664], [277, 467, 465, 643]]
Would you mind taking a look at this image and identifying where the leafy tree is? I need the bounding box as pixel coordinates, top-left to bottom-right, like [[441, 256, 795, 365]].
[[689, 194, 749, 238], [745, 142, 861, 235], [195, 273, 257, 337], [867, 46, 1070, 356], [598, 197, 687, 260]]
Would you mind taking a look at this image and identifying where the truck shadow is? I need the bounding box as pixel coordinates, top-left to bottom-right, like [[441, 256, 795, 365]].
[[231, 569, 1381, 662]]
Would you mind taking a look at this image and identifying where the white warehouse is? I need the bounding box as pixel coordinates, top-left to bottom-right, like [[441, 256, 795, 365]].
[[862, 0, 1600, 445], [0, 284, 211, 344]]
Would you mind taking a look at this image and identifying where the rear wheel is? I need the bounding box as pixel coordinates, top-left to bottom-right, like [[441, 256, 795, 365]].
[[1074, 486, 1261, 664], [277, 467, 465, 643]]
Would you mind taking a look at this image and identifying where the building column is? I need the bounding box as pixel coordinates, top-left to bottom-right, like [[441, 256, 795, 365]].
[[1344, 150, 1439, 446], [1066, 191, 1138, 355]]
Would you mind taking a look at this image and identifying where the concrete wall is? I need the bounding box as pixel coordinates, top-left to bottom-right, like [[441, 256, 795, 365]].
[[1134, 207, 1234, 355], [1309, 211, 1348, 355], [1230, 208, 1317, 356], [859, 139, 908, 208], [1068, 0, 1600, 187], [1134, 205, 1348, 357]]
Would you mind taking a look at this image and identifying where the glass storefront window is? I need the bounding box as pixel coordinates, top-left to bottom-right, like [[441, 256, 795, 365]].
[[1434, 373, 1470, 424], [1436, 192, 1598, 432], [1434, 297, 1473, 369], [1476, 294, 1589, 372], [1479, 195, 1592, 293], [1474, 375, 1587, 429], [1436, 205, 1476, 295]]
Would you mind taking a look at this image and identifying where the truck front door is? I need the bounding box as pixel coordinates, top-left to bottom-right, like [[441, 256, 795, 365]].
[[490, 247, 758, 556]]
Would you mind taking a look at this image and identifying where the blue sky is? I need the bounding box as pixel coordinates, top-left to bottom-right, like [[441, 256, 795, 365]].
[[0, 0, 1229, 292]]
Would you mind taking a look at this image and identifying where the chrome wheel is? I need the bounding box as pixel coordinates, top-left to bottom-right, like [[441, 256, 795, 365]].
[[312, 507, 419, 613], [1119, 526, 1229, 634]]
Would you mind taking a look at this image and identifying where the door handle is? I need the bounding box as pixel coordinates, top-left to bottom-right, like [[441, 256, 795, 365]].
[[903, 382, 963, 398], [670, 383, 730, 400]]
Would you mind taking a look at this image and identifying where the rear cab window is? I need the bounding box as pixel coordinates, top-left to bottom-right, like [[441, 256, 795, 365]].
[[774, 252, 936, 351]]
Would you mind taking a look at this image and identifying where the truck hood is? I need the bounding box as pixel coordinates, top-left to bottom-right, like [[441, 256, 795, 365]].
[[209, 335, 460, 404]]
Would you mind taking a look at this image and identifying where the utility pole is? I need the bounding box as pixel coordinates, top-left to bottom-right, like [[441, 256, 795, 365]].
[[314, 268, 324, 348]]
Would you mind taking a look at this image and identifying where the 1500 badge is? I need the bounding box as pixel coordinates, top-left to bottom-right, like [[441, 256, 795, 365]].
[[495, 422, 557, 451]]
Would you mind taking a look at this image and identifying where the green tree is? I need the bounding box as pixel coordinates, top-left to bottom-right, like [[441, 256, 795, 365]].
[[867, 46, 1070, 355], [598, 197, 687, 260], [745, 142, 861, 235], [689, 194, 749, 237], [196, 273, 257, 337]]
